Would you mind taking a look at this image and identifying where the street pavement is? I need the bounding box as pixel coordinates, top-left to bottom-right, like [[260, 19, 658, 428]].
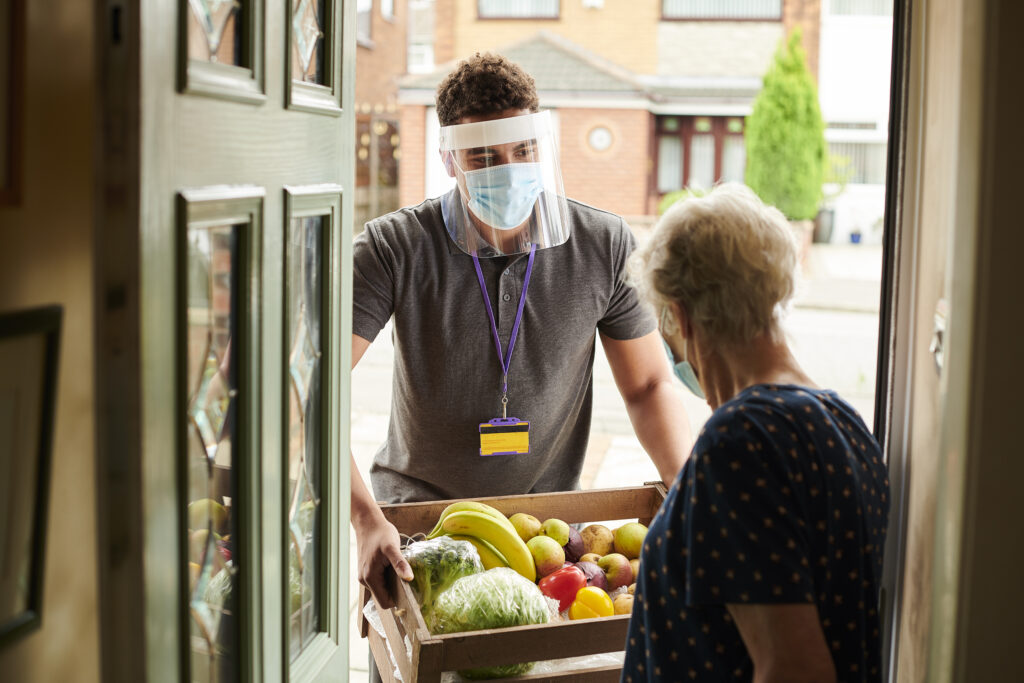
[[347, 242, 884, 680]]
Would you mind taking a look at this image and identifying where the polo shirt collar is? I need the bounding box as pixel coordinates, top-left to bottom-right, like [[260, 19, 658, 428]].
[[439, 189, 534, 262]]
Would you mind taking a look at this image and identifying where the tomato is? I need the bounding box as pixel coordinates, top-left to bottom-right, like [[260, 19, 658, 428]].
[[537, 565, 587, 612], [569, 586, 614, 620]]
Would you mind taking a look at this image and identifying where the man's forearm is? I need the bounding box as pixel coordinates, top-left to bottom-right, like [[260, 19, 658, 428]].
[[350, 455, 384, 529], [623, 380, 692, 484]]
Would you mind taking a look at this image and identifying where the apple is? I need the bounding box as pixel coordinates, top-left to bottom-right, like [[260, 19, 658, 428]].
[[580, 524, 614, 556], [527, 534, 566, 578], [540, 518, 571, 547], [574, 560, 608, 591], [537, 565, 587, 612], [613, 593, 635, 615], [597, 552, 633, 591], [628, 583, 636, 595], [509, 512, 542, 542], [629, 558, 640, 582], [188, 497, 229, 535], [563, 526, 585, 563], [579, 552, 602, 564], [613, 522, 648, 559]]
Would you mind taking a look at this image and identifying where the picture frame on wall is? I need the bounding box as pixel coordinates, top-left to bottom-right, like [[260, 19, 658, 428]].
[[0, 0, 24, 206], [0, 305, 62, 647]]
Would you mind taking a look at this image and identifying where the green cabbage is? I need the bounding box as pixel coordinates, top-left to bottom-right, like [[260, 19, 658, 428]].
[[403, 536, 483, 627], [432, 567, 550, 679]]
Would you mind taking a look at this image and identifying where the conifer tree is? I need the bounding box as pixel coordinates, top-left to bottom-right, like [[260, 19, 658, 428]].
[[745, 29, 826, 221]]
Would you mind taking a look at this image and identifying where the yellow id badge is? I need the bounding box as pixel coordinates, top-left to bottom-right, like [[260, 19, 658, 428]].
[[479, 418, 530, 456]]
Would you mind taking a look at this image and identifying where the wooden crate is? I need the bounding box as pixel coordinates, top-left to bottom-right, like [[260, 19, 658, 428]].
[[359, 483, 668, 683]]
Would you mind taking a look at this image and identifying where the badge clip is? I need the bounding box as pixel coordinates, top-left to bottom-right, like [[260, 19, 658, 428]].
[[479, 417, 530, 456]]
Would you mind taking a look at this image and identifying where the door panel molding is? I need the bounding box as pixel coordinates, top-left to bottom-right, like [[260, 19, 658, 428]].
[[179, 0, 267, 104], [177, 186, 266, 682], [286, 0, 344, 115], [282, 185, 344, 678]]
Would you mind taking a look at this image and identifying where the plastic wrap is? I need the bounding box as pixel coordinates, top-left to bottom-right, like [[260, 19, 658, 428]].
[[403, 536, 483, 627], [432, 567, 550, 679]]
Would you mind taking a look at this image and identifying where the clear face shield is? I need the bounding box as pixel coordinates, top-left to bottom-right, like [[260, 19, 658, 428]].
[[439, 111, 571, 257]]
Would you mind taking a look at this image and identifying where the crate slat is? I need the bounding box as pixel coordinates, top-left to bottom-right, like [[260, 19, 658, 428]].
[[501, 664, 623, 682], [433, 616, 629, 671], [379, 485, 664, 535]]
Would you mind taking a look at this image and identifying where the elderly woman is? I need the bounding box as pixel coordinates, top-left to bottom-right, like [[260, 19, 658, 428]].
[[622, 183, 889, 683]]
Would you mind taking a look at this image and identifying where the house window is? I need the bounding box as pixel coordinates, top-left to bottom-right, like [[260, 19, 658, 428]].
[[656, 116, 746, 193], [380, 0, 394, 19], [478, 0, 559, 19], [828, 141, 888, 184], [357, 0, 372, 43], [828, 0, 892, 16], [662, 0, 782, 20], [407, 0, 435, 73]]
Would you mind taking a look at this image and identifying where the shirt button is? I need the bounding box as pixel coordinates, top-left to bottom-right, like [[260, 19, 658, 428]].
[[503, 293, 511, 302]]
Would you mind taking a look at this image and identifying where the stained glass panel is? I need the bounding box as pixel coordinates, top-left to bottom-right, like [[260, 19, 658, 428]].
[[188, 0, 245, 66], [186, 224, 239, 683], [287, 215, 324, 660], [291, 0, 327, 84]]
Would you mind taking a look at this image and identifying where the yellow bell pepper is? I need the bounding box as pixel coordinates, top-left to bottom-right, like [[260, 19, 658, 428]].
[[568, 586, 614, 620]]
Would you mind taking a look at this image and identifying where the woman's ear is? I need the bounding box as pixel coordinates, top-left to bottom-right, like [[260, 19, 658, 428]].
[[670, 301, 692, 339]]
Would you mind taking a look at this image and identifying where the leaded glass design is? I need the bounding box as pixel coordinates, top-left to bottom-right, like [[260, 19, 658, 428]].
[[188, 0, 244, 66], [287, 216, 324, 660], [291, 0, 326, 84], [186, 225, 239, 683]]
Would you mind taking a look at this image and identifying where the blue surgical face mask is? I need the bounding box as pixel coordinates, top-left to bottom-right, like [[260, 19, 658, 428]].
[[662, 337, 706, 400], [463, 162, 544, 230]]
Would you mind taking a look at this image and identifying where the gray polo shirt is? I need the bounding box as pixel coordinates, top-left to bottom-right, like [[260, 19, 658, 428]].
[[352, 191, 655, 504]]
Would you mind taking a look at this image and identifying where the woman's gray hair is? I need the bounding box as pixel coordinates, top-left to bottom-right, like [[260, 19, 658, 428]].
[[628, 182, 798, 346]]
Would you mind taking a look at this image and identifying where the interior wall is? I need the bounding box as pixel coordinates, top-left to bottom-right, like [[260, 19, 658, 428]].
[[889, 0, 975, 679], [947, 0, 1024, 678], [892, 0, 1024, 680], [0, 0, 99, 681]]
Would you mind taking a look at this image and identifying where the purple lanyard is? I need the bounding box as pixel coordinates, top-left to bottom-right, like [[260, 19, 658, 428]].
[[473, 245, 537, 411]]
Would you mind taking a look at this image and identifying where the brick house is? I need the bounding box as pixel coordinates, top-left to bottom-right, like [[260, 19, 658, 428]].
[[355, 0, 409, 228], [396, 0, 823, 223]]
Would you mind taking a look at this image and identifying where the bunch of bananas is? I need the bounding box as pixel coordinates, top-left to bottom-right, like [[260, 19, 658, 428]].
[[426, 501, 536, 582]]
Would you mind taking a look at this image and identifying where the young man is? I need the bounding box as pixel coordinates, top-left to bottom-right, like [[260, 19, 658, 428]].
[[350, 53, 692, 612]]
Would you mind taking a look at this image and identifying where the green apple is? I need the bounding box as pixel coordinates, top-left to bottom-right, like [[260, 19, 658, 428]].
[[527, 534, 565, 578], [613, 522, 648, 560], [509, 512, 542, 542], [540, 518, 571, 547]]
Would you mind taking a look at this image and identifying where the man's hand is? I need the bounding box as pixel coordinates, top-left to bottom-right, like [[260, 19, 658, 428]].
[[350, 333, 413, 609], [352, 511, 414, 610]]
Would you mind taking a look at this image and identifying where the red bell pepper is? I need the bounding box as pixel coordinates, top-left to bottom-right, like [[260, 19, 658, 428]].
[[537, 565, 587, 612]]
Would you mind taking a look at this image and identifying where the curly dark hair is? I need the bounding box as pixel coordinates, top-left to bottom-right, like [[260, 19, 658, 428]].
[[435, 53, 539, 126]]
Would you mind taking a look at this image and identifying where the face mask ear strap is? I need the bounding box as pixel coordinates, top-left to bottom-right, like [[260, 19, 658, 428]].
[[442, 151, 457, 177]]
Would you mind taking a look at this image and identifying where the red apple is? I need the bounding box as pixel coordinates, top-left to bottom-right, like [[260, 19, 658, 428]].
[[597, 553, 633, 591]]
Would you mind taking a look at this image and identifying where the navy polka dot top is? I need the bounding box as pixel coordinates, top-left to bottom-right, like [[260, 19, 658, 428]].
[[622, 384, 889, 682]]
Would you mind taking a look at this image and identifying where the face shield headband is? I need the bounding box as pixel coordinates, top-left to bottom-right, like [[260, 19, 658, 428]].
[[439, 111, 571, 257]]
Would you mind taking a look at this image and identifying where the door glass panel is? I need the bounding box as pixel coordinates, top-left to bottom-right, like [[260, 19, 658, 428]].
[[722, 135, 746, 182], [186, 224, 240, 683], [291, 0, 327, 84], [688, 133, 715, 190], [287, 216, 324, 660], [657, 135, 683, 194], [187, 0, 245, 66]]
